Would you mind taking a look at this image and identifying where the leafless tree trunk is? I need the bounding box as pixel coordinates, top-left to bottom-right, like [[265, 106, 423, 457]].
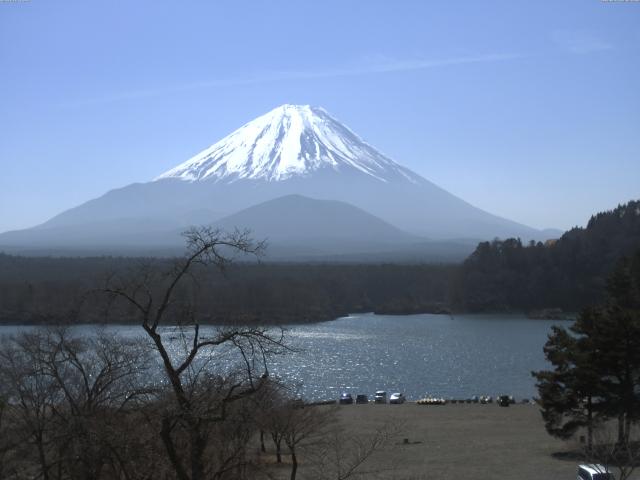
[[582, 424, 640, 480], [279, 402, 335, 480], [587, 395, 593, 453], [103, 227, 288, 480], [259, 430, 266, 453]]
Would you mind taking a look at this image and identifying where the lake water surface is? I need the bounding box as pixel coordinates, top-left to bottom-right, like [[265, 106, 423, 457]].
[[0, 313, 570, 401]]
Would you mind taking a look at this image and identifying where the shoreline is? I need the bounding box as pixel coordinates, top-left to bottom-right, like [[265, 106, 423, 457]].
[[0, 309, 577, 327]]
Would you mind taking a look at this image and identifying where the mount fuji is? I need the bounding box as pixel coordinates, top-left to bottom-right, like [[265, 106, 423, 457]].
[[0, 104, 558, 257], [155, 104, 424, 184]]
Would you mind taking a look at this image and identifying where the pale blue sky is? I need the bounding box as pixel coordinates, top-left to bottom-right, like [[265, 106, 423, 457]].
[[1, 0, 638, 233]]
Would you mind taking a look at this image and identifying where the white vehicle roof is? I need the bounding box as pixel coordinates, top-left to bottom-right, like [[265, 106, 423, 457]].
[[375, 390, 386, 394], [579, 464, 610, 474]]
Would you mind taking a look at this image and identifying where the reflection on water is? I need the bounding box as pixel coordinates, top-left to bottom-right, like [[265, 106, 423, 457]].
[[0, 313, 569, 401], [272, 313, 569, 401]]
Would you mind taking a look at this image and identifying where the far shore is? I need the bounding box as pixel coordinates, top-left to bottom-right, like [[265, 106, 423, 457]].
[[0, 309, 577, 327]]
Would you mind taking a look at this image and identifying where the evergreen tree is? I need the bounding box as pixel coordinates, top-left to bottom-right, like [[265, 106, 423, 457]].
[[533, 313, 603, 450], [534, 250, 640, 449], [588, 254, 640, 444]]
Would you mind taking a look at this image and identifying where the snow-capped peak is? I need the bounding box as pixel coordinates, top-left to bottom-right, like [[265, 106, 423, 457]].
[[155, 104, 421, 184]]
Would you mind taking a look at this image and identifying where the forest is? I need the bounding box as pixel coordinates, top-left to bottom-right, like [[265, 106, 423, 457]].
[[0, 200, 639, 325], [454, 200, 640, 312]]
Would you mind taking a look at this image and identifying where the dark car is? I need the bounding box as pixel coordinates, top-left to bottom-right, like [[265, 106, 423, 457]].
[[497, 395, 510, 407], [355, 394, 368, 404], [339, 392, 354, 404]]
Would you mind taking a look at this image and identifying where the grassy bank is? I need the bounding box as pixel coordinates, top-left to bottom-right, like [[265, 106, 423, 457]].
[[264, 403, 597, 480]]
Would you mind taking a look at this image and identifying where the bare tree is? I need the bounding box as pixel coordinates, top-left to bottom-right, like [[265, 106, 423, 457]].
[[40, 329, 155, 480], [0, 328, 157, 480], [282, 402, 335, 480], [0, 331, 61, 480], [580, 424, 640, 480], [307, 422, 400, 480], [251, 379, 292, 463], [103, 227, 289, 480]]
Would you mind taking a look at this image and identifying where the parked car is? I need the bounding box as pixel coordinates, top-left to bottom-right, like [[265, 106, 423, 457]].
[[497, 395, 510, 407], [389, 392, 405, 404], [374, 390, 387, 404], [355, 394, 368, 404], [577, 464, 614, 480], [339, 392, 353, 404]]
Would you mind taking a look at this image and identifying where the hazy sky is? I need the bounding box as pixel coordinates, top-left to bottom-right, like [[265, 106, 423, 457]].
[[1, 0, 638, 233]]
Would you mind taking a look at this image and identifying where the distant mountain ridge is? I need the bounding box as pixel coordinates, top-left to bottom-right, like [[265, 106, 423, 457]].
[[213, 194, 415, 244], [207, 194, 476, 260], [0, 104, 560, 256]]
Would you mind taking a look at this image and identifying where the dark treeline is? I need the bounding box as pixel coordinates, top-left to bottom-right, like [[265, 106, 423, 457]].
[[1, 200, 639, 324], [454, 200, 640, 313], [0, 256, 454, 325]]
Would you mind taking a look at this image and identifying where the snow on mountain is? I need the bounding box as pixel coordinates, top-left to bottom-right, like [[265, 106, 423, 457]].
[[0, 103, 560, 255], [155, 104, 422, 184]]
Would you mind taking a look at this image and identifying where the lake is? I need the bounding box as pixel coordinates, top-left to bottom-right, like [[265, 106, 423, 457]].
[[0, 313, 570, 401]]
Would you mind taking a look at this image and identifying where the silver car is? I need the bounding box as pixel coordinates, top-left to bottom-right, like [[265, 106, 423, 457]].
[[374, 390, 387, 403], [577, 464, 614, 480], [389, 392, 405, 404]]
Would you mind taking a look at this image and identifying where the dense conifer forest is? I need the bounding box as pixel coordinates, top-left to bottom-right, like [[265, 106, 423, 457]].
[[454, 200, 640, 312]]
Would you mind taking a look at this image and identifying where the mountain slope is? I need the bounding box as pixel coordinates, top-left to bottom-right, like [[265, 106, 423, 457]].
[[0, 104, 558, 255], [211, 194, 418, 257]]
